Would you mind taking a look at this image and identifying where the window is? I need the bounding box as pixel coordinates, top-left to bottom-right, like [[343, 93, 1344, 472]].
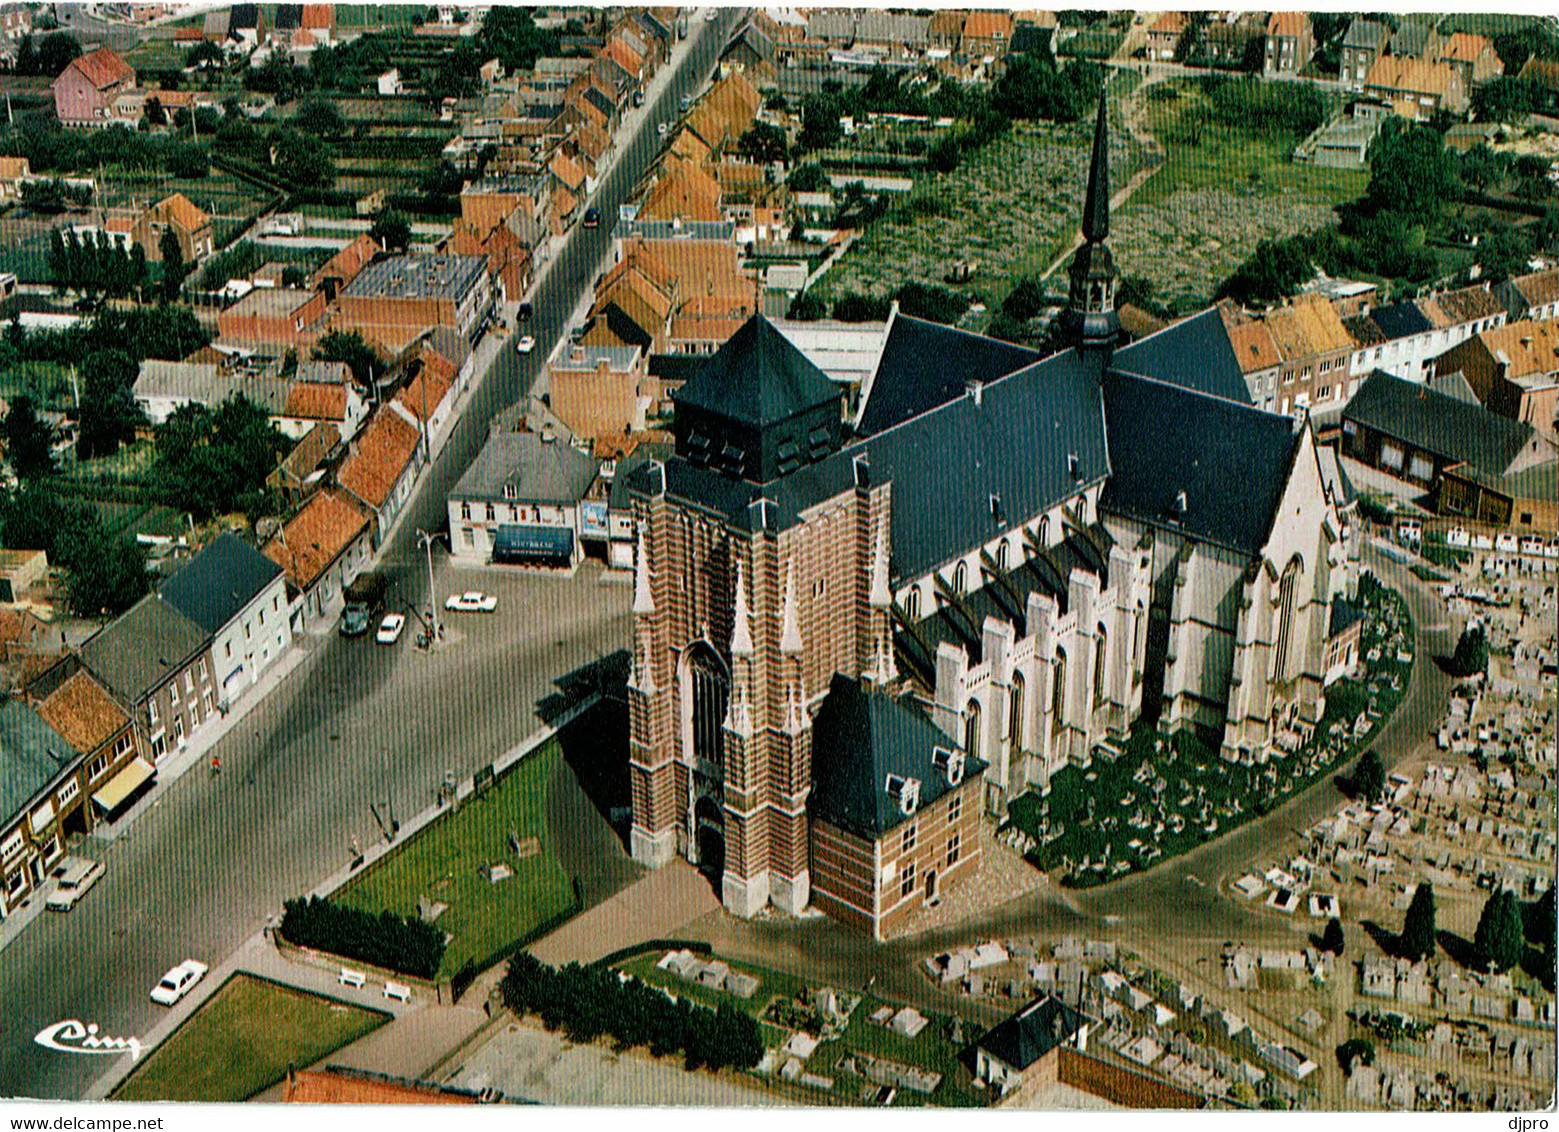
[[151, 694, 162, 720], [1051, 647, 1068, 734], [87, 754, 108, 780], [946, 832, 962, 867], [902, 821, 917, 852], [464, 527, 476, 547], [273, 594, 280, 613], [503, 482, 517, 501], [905, 587, 921, 621], [899, 860, 916, 899], [1380, 443, 1404, 471], [1520, 512, 1533, 525], [56, 779, 79, 808], [954, 561, 968, 594], [996, 540, 1009, 572], [184, 671, 193, 694], [244, 621, 251, 640], [1, 830, 24, 862], [225, 642, 232, 659], [1273, 557, 1301, 681], [173, 715, 185, 748], [203, 688, 213, 714], [947, 793, 962, 824], [199, 659, 208, 682], [1408, 454, 1434, 482], [6, 869, 25, 896], [812, 578, 827, 600], [1008, 672, 1025, 749], [1094, 625, 1108, 707], [486, 503, 496, 522], [963, 699, 981, 760], [114, 733, 132, 759], [1038, 516, 1050, 546], [151, 732, 166, 759], [460, 502, 471, 520]]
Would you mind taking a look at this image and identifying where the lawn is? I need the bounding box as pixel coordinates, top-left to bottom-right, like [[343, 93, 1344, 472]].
[[618, 953, 985, 1107], [331, 737, 576, 981], [1005, 577, 1413, 888], [112, 974, 387, 1102], [1111, 79, 1367, 311]]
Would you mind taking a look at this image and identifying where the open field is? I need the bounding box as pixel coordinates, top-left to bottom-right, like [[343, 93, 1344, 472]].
[[112, 975, 386, 1102], [331, 737, 577, 981]]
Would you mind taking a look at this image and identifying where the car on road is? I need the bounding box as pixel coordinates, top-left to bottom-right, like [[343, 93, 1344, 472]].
[[445, 591, 498, 613], [583, 206, 601, 229], [516, 334, 536, 354], [376, 613, 406, 645], [657, 121, 669, 137], [150, 960, 208, 1006], [71, 295, 103, 313], [46, 857, 104, 911]]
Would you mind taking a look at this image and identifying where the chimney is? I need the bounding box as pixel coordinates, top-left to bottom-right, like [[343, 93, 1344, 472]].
[[967, 379, 983, 407], [1174, 490, 1188, 516], [1067, 453, 1079, 479]]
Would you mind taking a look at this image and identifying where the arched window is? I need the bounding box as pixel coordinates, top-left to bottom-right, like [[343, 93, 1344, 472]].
[[954, 560, 968, 594], [684, 642, 729, 769], [1008, 672, 1025, 750], [996, 540, 1009, 572], [1273, 556, 1302, 680], [963, 698, 981, 760], [1038, 516, 1051, 547], [1094, 624, 1109, 707], [1051, 647, 1068, 735], [905, 586, 921, 622]]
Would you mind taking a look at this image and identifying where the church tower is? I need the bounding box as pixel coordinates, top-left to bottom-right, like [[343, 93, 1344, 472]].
[[1062, 91, 1121, 352]]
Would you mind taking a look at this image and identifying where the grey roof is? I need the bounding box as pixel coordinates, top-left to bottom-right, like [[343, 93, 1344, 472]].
[[808, 674, 986, 838], [979, 997, 1089, 1071], [452, 431, 600, 506], [1343, 371, 1538, 477], [1110, 308, 1253, 405], [807, 10, 857, 41], [724, 20, 776, 64], [607, 441, 675, 513], [1342, 18, 1389, 50], [1390, 20, 1433, 57], [295, 359, 351, 384], [423, 326, 472, 373], [0, 699, 78, 829], [1329, 596, 1364, 637], [856, 11, 928, 46], [158, 533, 281, 636], [343, 253, 487, 302], [1370, 301, 1433, 340], [856, 314, 1041, 437], [615, 218, 736, 242], [1342, 313, 1388, 348], [133, 361, 292, 415], [1428, 369, 1480, 405], [78, 594, 211, 706], [674, 316, 840, 430], [1100, 369, 1299, 556]]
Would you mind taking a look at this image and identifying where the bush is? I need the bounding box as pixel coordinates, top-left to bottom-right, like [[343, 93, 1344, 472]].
[[1447, 626, 1488, 678], [1336, 1037, 1375, 1074], [280, 895, 446, 980]]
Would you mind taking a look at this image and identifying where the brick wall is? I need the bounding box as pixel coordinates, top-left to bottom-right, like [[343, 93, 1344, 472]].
[[1057, 1047, 1202, 1109]]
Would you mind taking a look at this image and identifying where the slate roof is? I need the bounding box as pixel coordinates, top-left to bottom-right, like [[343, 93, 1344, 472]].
[[0, 699, 77, 827], [1342, 371, 1538, 476], [79, 595, 211, 706], [451, 431, 600, 505], [808, 674, 986, 838], [855, 315, 1041, 437], [1329, 596, 1364, 637], [978, 997, 1089, 1072], [1100, 370, 1299, 555], [1389, 20, 1433, 58], [674, 316, 840, 429], [158, 533, 282, 636], [1110, 308, 1253, 404], [1342, 18, 1388, 50], [1342, 314, 1388, 349], [1371, 301, 1432, 340]]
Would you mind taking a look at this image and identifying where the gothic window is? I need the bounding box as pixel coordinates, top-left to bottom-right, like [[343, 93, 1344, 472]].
[[905, 587, 921, 621], [963, 699, 981, 761], [1008, 672, 1025, 750], [1039, 516, 1050, 546], [954, 560, 968, 594], [1273, 557, 1302, 682], [1094, 624, 1109, 707], [1051, 647, 1068, 734], [996, 539, 1009, 572], [685, 643, 729, 770]]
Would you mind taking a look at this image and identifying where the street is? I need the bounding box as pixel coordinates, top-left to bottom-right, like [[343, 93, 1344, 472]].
[[0, 8, 746, 1100]]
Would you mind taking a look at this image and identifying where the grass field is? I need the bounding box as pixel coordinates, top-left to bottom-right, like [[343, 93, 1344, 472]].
[[331, 738, 576, 981], [112, 975, 387, 1102]]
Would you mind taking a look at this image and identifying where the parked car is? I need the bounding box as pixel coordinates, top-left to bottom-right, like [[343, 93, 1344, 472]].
[[518, 301, 533, 321], [657, 121, 669, 137], [46, 857, 104, 911], [445, 591, 498, 613], [376, 613, 406, 644], [150, 959, 208, 1006], [517, 334, 536, 354]]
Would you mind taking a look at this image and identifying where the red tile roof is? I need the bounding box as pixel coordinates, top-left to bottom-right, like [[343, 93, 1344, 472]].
[[36, 668, 129, 755], [67, 48, 135, 91], [264, 488, 370, 590], [283, 381, 348, 421], [283, 1068, 478, 1105], [337, 408, 420, 509], [156, 192, 209, 234], [1266, 11, 1308, 39]]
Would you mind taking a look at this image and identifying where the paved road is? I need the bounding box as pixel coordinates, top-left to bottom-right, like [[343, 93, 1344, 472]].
[[0, 9, 745, 1101], [686, 541, 1453, 1021]]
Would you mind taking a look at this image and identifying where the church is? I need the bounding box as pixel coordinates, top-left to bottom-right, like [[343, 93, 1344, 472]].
[[622, 95, 1351, 937]]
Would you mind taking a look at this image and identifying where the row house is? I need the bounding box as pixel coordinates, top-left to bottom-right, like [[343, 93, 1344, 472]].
[[1199, 12, 1265, 68], [52, 47, 137, 128], [312, 233, 381, 301], [279, 377, 368, 443], [1438, 32, 1503, 88], [1144, 11, 1185, 62], [1339, 18, 1390, 90], [1262, 295, 1357, 416], [460, 173, 552, 259], [446, 426, 602, 569], [392, 343, 460, 438], [131, 358, 292, 427], [1342, 283, 1507, 385], [264, 487, 374, 629], [961, 10, 1015, 61], [1430, 320, 1559, 439], [1364, 55, 1467, 119], [1389, 20, 1442, 62], [333, 252, 494, 355], [1224, 313, 1283, 412], [444, 219, 533, 305], [1263, 12, 1313, 78], [1499, 268, 1559, 325], [547, 342, 654, 441], [336, 406, 426, 543], [216, 287, 329, 352]]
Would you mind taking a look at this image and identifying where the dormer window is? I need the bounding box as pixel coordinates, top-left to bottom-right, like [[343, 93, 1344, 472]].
[[932, 746, 966, 787], [502, 482, 517, 501], [886, 774, 920, 816]]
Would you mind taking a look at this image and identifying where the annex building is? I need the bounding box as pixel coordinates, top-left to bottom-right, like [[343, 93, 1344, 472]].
[[623, 96, 1351, 934]]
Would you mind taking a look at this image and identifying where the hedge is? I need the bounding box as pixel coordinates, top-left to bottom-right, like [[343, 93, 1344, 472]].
[[280, 895, 446, 980]]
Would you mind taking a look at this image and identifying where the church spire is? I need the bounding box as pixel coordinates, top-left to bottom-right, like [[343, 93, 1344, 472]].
[[1063, 88, 1121, 354]]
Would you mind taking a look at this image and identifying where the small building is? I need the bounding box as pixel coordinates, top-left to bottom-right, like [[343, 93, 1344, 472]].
[[267, 422, 340, 505], [1364, 55, 1467, 119], [157, 533, 291, 709], [447, 428, 601, 568], [264, 488, 374, 629], [0, 700, 83, 918], [1432, 320, 1559, 439], [131, 360, 292, 426], [376, 68, 402, 96], [333, 253, 494, 355], [1263, 12, 1313, 77], [807, 674, 986, 940], [52, 48, 137, 128], [0, 549, 47, 604], [30, 661, 145, 831], [973, 996, 1090, 1102], [1438, 31, 1503, 88], [1497, 268, 1559, 325], [1339, 18, 1390, 89], [1323, 598, 1364, 686], [279, 379, 367, 442], [1145, 11, 1186, 62], [547, 343, 653, 441]]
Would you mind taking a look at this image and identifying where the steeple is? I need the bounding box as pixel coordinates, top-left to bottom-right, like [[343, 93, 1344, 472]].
[[1063, 89, 1121, 354]]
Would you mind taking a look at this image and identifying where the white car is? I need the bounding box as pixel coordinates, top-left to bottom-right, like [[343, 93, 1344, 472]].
[[445, 591, 498, 613], [46, 857, 104, 911], [376, 613, 406, 645], [657, 121, 669, 137], [517, 335, 536, 354], [150, 960, 209, 1006]]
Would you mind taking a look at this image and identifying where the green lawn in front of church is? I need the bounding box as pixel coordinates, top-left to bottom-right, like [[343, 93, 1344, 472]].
[[1004, 576, 1413, 887]]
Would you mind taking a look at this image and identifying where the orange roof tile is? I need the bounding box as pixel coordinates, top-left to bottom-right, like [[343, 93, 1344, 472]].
[[1266, 11, 1307, 39], [553, 185, 578, 220], [283, 1069, 477, 1105], [1365, 55, 1458, 98], [1149, 11, 1186, 35], [36, 669, 128, 755], [1226, 319, 1282, 374], [602, 38, 643, 78], [639, 164, 722, 222], [312, 233, 382, 288], [1440, 31, 1491, 64], [549, 151, 586, 193], [1469, 320, 1559, 380], [66, 48, 134, 91], [300, 4, 332, 29], [1264, 295, 1355, 362], [393, 365, 452, 423], [337, 408, 420, 509], [1512, 268, 1559, 310], [156, 192, 209, 233], [963, 10, 1014, 40], [265, 488, 372, 589], [283, 381, 348, 421]]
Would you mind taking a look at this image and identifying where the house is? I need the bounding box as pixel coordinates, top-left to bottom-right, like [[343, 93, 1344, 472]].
[[52, 48, 137, 128], [103, 193, 214, 264], [279, 379, 367, 442], [31, 662, 145, 831], [1389, 20, 1442, 62], [1339, 19, 1390, 89], [0, 3, 32, 62], [311, 233, 382, 301], [1199, 12, 1263, 67], [264, 488, 373, 628], [961, 10, 1014, 60], [376, 68, 402, 96], [547, 343, 654, 441], [332, 253, 493, 355], [0, 549, 47, 604], [216, 288, 328, 352], [268, 422, 339, 505], [1431, 320, 1559, 438], [157, 534, 292, 707], [0, 700, 83, 918], [444, 221, 532, 305], [973, 996, 1090, 1101], [1262, 295, 1358, 416], [1438, 32, 1503, 87], [336, 408, 424, 541], [1225, 315, 1284, 411], [227, 3, 266, 50], [0, 608, 61, 695], [1341, 370, 1555, 502], [299, 4, 332, 45], [1364, 55, 1468, 119], [391, 347, 458, 436], [1263, 12, 1313, 77], [1498, 268, 1559, 325], [1145, 11, 1185, 62], [0, 155, 30, 202], [447, 427, 601, 568], [807, 674, 987, 939], [1345, 283, 1507, 385], [78, 593, 218, 763], [131, 360, 292, 426]]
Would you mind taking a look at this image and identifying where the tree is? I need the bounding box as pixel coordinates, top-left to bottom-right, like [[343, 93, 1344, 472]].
[[153, 396, 289, 520], [55, 521, 149, 617], [1322, 916, 1346, 956], [185, 40, 225, 71], [736, 122, 788, 165], [786, 292, 827, 321], [294, 97, 345, 136], [894, 281, 971, 323], [831, 292, 891, 322], [313, 331, 382, 387], [476, 6, 559, 74], [22, 178, 67, 215], [268, 128, 335, 188], [1365, 119, 1460, 219], [369, 210, 412, 252], [159, 229, 188, 301], [14, 31, 81, 77], [787, 164, 830, 192], [1336, 1038, 1375, 1075], [1449, 626, 1488, 677], [2, 395, 56, 479], [77, 349, 145, 459], [1352, 748, 1387, 803], [1473, 889, 1527, 974], [1526, 886, 1556, 954], [1400, 881, 1436, 962], [1002, 276, 1049, 322], [1218, 236, 1313, 306]]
